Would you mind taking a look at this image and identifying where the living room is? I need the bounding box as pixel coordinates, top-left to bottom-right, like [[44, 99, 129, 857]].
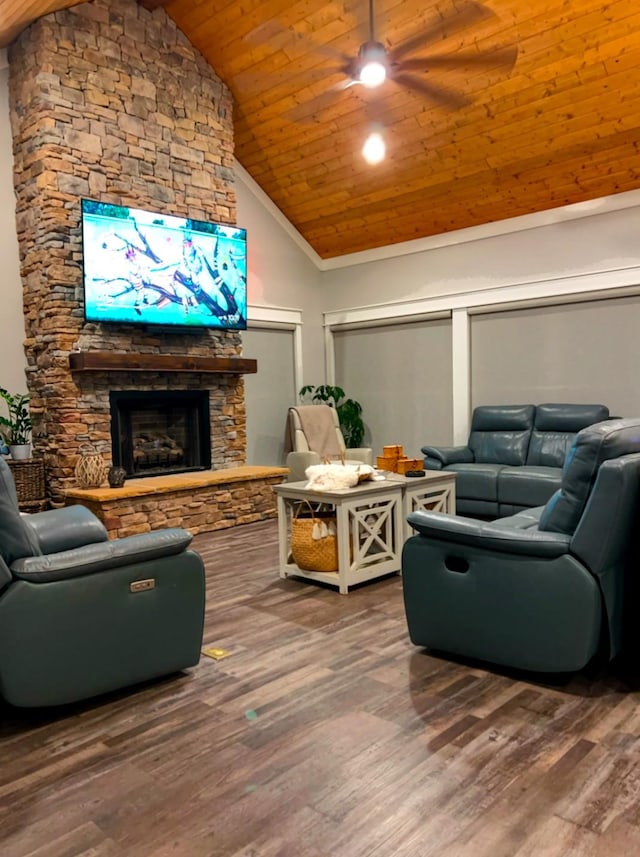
[[2, 1, 640, 854], [3, 6, 640, 472]]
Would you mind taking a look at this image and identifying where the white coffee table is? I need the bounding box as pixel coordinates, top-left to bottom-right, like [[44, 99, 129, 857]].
[[273, 479, 405, 594]]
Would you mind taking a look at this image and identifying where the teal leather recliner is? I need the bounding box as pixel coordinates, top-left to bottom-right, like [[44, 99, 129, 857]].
[[403, 418, 640, 673], [0, 458, 205, 707]]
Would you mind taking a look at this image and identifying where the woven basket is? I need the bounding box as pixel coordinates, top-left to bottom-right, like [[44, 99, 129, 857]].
[[7, 458, 46, 503], [290, 501, 339, 573]]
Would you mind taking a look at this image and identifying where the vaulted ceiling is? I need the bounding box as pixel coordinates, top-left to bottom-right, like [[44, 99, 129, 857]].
[[2, 0, 640, 259]]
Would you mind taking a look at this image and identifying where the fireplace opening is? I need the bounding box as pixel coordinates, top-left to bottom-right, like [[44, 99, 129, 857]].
[[110, 390, 211, 478]]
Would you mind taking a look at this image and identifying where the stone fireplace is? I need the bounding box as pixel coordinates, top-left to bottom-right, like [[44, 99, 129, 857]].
[[8, 0, 251, 503]]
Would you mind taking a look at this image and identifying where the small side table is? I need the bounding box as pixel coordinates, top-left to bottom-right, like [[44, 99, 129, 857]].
[[6, 458, 48, 512], [382, 471, 456, 540]]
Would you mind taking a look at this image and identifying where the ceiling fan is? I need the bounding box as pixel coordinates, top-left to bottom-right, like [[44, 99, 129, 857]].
[[245, 0, 518, 123], [340, 0, 517, 105]]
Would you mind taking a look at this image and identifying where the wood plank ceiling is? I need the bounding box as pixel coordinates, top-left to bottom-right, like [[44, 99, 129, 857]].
[[2, 0, 640, 259]]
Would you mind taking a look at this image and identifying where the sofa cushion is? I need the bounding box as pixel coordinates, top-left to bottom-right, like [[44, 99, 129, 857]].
[[449, 462, 505, 501], [526, 403, 610, 467], [456, 498, 500, 518], [498, 465, 563, 507], [539, 418, 640, 535], [468, 404, 535, 465]]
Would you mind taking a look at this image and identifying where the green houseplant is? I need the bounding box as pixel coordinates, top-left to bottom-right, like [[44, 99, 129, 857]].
[[299, 384, 365, 448], [0, 387, 33, 459]]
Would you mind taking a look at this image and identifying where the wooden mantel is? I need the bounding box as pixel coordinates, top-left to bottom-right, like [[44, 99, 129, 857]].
[[69, 351, 257, 374]]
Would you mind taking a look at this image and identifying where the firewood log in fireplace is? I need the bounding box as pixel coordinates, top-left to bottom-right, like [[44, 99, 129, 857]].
[[133, 432, 184, 468]]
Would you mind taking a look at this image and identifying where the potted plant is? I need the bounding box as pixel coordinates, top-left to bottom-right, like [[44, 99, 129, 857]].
[[299, 384, 365, 448], [0, 387, 33, 460]]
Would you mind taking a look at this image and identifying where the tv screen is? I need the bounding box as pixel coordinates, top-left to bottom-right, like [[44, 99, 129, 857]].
[[81, 199, 247, 330]]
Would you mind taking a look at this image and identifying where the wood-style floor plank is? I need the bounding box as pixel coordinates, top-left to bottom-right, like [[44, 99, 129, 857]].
[[2, 518, 640, 857]]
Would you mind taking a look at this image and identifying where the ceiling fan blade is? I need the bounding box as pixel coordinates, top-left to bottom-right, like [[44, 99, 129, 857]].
[[290, 29, 354, 65], [392, 73, 472, 109], [284, 83, 359, 125], [244, 19, 352, 66], [233, 64, 346, 96], [389, 1, 495, 64], [398, 45, 518, 73]]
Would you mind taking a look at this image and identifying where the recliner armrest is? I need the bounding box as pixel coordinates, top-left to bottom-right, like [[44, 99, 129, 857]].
[[406, 510, 571, 558], [345, 447, 373, 466], [286, 451, 322, 482], [421, 445, 474, 466], [10, 528, 194, 583], [23, 505, 108, 554]]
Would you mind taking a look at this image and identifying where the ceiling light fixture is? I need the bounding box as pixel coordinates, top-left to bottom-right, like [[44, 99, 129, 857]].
[[362, 126, 386, 165], [357, 41, 387, 88]]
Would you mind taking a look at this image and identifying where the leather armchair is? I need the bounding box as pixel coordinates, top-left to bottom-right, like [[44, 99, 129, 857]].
[[285, 405, 373, 482], [0, 458, 205, 707], [403, 418, 640, 673]]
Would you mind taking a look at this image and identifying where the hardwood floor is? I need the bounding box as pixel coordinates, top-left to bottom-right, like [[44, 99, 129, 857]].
[[2, 518, 640, 856]]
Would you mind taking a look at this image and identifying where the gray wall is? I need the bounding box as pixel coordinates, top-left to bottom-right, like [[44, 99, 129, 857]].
[[243, 327, 296, 465], [0, 60, 27, 396], [320, 200, 640, 312], [333, 318, 453, 458], [235, 174, 324, 385], [470, 296, 640, 417], [234, 173, 323, 464]]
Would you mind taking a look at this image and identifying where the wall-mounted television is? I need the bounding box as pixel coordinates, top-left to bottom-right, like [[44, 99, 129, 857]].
[[81, 199, 247, 330]]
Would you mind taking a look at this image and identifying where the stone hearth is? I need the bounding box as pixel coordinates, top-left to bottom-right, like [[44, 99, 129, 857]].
[[65, 466, 288, 538], [8, 0, 248, 509]]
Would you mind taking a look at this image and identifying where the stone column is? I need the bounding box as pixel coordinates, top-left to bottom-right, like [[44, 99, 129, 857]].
[[8, 0, 246, 499]]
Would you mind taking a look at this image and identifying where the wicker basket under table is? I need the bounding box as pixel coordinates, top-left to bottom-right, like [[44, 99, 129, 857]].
[[7, 458, 48, 511]]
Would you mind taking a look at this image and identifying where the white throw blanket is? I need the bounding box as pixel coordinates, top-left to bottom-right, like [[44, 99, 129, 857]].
[[305, 463, 380, 491]]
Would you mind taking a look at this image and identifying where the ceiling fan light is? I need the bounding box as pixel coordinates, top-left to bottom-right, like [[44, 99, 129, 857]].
[[362, 129, 386, 165], [359, 60, 386, 88]]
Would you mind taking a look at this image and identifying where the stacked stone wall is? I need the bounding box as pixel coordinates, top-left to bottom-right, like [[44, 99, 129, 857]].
[[8, 0, 244, 500]]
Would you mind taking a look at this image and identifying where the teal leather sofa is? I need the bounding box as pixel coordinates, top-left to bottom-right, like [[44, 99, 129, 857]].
[[0, 457, 205, 707], [422, 403, 610, 517], [403, 418, 640, 673]]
